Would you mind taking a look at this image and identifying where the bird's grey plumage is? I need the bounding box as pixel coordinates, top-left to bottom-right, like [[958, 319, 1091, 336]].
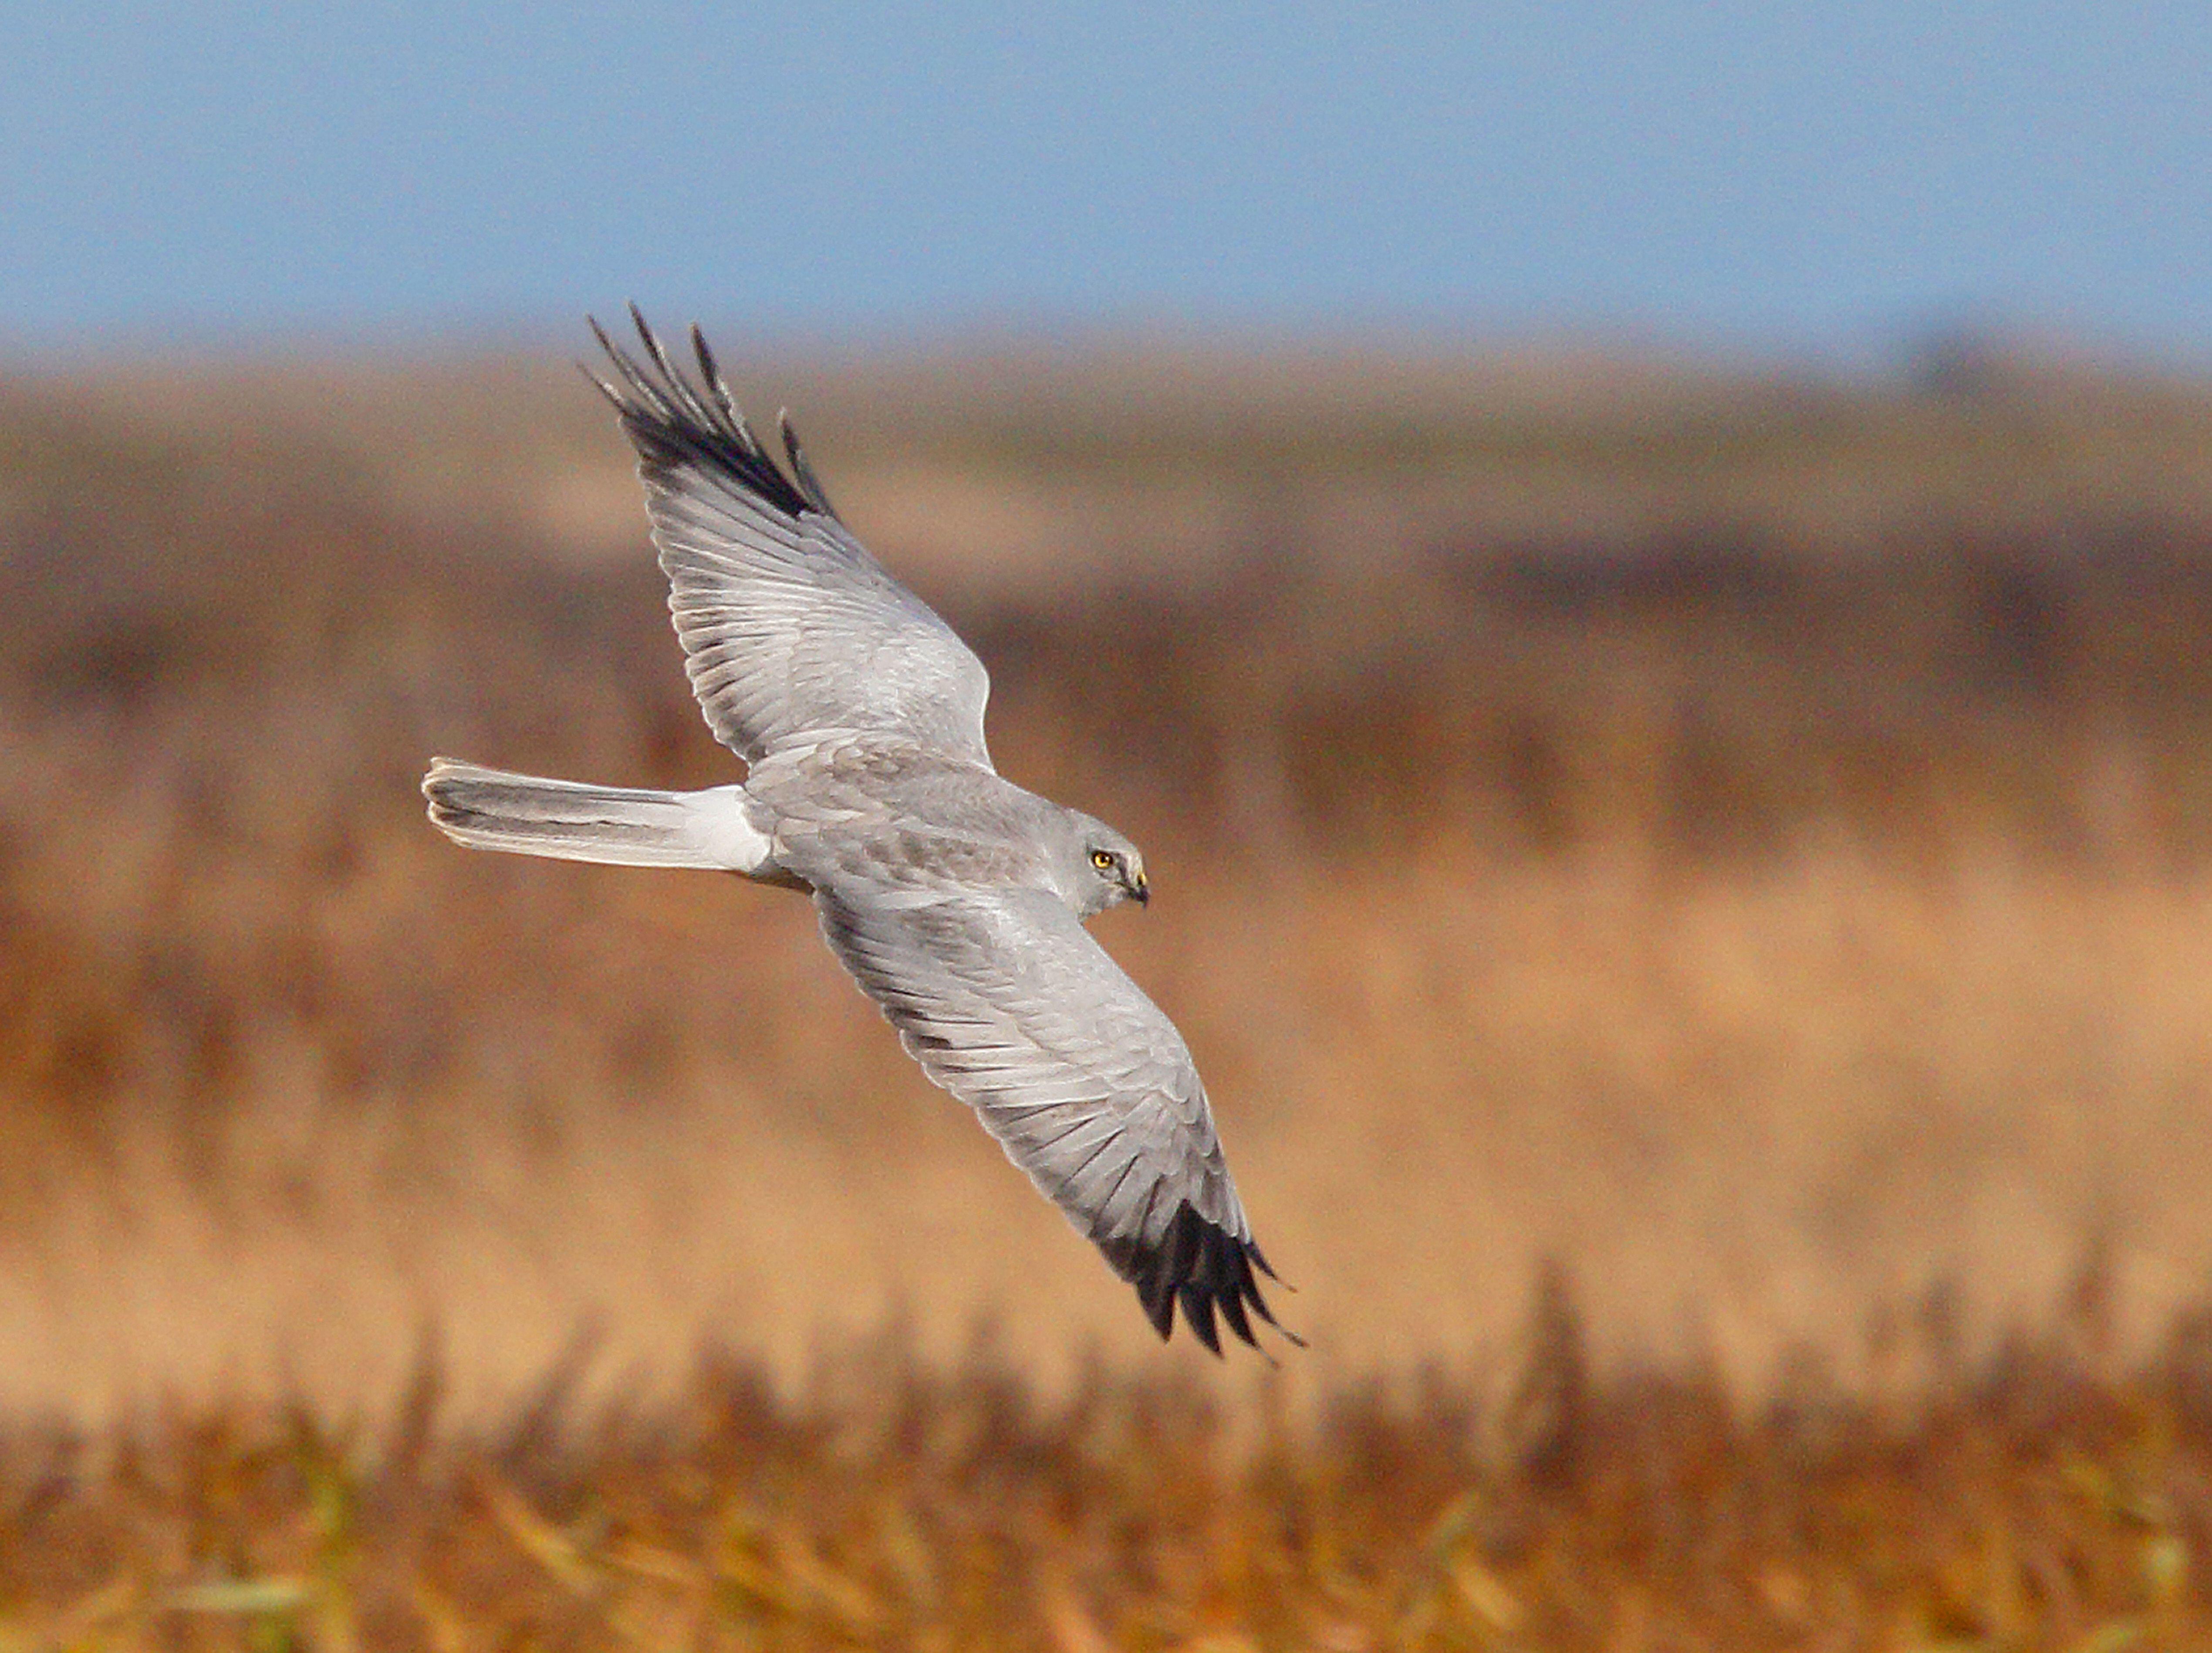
[[424, 309, 1292, 1353], [420, 757, 780, 872], [587, 315, 993, 769]]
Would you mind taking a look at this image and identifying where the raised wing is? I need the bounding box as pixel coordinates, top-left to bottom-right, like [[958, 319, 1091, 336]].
[[815, 884, 1293, 1353], [587, 309, 993, 768]]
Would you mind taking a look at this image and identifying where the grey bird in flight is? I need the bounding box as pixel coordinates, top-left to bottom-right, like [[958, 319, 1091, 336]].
[[423, 310, 1294, 1353]]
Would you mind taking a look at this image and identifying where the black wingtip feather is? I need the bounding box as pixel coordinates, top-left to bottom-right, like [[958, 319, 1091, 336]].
[[777, 409, 838, 518], [1216, 1280, 1254, 1347], [580, 308, 829, 526], [1182, 1286, 1223, 1355], [1113, 1204, 1299, 1357], [1141, 1273, 1176, 1339]]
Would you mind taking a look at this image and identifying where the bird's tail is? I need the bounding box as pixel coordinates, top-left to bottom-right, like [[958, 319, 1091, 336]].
[[422, 758, 778, 873]]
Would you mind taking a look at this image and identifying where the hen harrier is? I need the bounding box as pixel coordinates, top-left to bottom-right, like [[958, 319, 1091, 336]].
[[423, 310, 1293, 1353]]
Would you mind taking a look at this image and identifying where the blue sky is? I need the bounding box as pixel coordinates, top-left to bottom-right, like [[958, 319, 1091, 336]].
[[5, 2, 2209, 361]]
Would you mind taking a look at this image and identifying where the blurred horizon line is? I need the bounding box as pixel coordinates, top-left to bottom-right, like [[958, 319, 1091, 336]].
[[8, 304, 2208, 386]]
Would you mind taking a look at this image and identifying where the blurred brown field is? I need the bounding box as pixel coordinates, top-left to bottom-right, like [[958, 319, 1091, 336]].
[[22, 338, 2212, 1645], [9, 334, 2212, 1436]]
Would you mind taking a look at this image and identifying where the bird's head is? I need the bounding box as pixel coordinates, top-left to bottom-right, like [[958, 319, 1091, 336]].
[[1061, 815, 1149, 918]]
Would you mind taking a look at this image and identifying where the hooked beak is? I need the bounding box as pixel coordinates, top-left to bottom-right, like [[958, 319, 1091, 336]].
[[1131, 873, 1149, 905]]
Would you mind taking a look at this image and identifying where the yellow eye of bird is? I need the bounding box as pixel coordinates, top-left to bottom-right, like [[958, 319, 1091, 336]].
[[1090, 850, 1116, 871]]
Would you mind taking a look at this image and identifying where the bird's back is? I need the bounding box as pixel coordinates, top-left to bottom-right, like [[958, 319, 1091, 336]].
[[746, 736, 1074, 901]]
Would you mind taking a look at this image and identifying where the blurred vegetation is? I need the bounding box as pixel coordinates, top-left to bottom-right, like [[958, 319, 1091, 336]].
[[10, 347, 2212, 1151], [14, 344, 2212, 879], [9, 1269, 2212, 1650], [11, 340, 2212, 1642]]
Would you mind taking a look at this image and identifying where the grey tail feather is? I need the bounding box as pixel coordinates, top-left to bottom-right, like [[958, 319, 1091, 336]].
[[422, 757, 738, 870]]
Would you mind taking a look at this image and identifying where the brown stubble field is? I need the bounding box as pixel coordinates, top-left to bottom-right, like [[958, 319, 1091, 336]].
[[11, 338, 2212, 1645]]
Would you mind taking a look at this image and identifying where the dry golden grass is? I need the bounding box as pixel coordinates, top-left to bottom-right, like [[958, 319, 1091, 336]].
[[11, 337, 2212, 1642], [7, 1287, 2212, 1650]]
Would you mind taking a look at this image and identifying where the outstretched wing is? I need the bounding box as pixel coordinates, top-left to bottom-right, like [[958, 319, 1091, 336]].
[[815, 883, 1292, 1353], [587, 309, 993, 768]]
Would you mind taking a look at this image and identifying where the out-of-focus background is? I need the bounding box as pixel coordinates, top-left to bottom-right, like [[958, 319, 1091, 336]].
[[21, 341, 2212, 1419], [12, 8, 2212, 1645]]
